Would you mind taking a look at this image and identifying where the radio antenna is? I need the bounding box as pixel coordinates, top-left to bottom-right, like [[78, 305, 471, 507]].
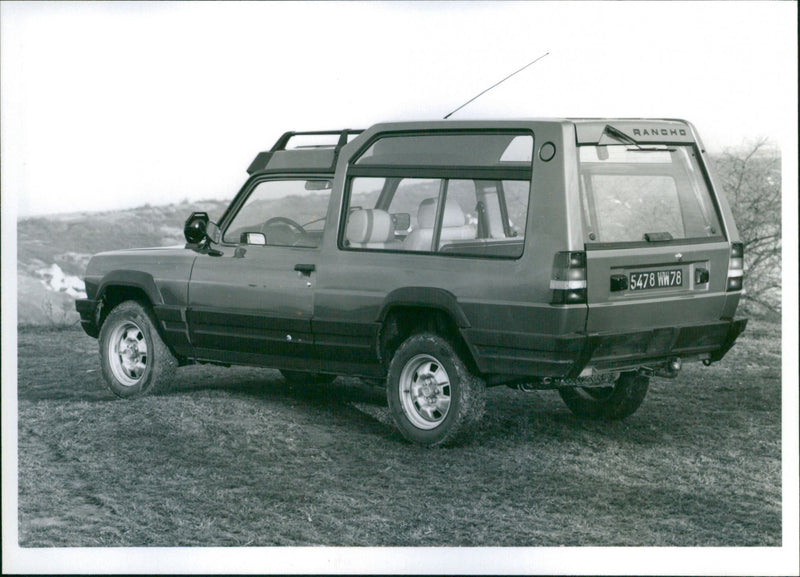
[[443, 52, 549, 119]]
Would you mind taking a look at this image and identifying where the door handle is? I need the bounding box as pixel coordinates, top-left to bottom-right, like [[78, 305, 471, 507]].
[[294, 263, 316, 275]]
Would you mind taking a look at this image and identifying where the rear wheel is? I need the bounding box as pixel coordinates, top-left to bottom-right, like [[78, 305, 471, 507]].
[[387, 333, 485, 446], [99, 301, 177, 398], [558, 371, 649, 420]]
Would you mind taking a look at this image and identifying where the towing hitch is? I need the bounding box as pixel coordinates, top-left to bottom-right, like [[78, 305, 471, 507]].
[[642, 357, 682, 379]]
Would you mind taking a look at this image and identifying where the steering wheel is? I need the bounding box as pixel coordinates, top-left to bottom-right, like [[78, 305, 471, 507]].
[[260, 217, 309, 245]]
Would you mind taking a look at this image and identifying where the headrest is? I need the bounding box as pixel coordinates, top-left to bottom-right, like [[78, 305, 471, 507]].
[[417, 198, 467, 229], [346, 209, 395, 244]]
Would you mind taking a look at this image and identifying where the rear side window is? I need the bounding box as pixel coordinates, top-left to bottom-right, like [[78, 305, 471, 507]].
[[579, 145, 722, 244], [343, 177, 530, 258], [342, 131, 533, 259]]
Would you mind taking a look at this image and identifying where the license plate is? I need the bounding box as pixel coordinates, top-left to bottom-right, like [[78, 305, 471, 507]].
[[629, 269, 683, 291]]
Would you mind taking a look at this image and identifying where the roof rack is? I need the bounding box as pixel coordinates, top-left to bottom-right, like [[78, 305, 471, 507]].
[[247, 129, 363, 175]]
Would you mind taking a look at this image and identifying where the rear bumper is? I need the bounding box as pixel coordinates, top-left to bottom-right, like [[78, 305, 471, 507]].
[[75, 298, 101, 338], [581, 317, 748, 374], [467, 317, 747, 378]]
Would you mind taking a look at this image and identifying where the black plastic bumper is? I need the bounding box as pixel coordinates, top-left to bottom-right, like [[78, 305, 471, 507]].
[[579, 317, 748, 374], [75, 298, 101, 338], [709, 317, 748, 362], [468, 317, 748, 379]]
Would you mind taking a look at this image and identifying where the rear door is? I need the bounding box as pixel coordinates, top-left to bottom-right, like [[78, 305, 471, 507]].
[[578, 142, 731, 333]]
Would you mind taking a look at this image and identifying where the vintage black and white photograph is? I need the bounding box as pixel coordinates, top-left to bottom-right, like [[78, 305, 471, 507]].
[[2, 1, 797, 574]]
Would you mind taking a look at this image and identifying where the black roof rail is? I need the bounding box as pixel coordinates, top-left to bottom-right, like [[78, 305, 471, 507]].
[[247, 129, 363, 175]]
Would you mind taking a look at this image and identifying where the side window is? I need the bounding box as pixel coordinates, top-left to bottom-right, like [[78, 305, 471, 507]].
[[344, 178, 444, 251], [500, 180, 530, 238], [343, 177, 530, 258], [446, 180, 479, 236], [446, 180, 530, 257], [342, 130, 533, 259], [223, 179, 332, 248], [388, 178, 442, 239]]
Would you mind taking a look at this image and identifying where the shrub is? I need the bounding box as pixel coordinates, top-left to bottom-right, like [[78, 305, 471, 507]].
[[710, 139, 781, 314]]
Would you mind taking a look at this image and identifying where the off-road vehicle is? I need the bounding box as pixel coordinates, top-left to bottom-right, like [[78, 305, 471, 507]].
[[77, 119, 747, 445]]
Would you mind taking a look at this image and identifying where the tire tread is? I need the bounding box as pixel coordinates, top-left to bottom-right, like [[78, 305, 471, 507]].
[[387, 332, 485, 446], [558, 371, 649, 420], [99, 300, 177, 398]]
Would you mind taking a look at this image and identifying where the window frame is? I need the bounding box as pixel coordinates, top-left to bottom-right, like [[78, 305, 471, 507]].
[[338, 129, 535, 260], [577, 143, 727, 249], [219, 174, 334, 249], [348, 129, 534, 180], [339, 175, 532, 260]]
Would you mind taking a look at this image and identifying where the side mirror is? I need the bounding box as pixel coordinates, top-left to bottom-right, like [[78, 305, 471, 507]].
[[184, 212, 221, 245], [206, 221, 221, 244]]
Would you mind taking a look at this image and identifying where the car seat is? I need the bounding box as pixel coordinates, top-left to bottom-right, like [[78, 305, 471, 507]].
[[403, 198, 476, 252], [345, 208, 401, 249]]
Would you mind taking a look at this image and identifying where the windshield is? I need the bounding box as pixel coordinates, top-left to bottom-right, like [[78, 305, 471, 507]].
[[578, 145, 722, 244]]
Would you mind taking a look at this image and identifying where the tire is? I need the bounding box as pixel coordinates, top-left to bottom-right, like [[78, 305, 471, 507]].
[[99, 301, 177, 398], [387, 333, 485, 446], [280, 370, 336, 385], [558, 371, 649, 420]]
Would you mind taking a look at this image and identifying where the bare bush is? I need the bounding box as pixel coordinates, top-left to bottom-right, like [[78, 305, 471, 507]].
[[711, 139, 781, 314]]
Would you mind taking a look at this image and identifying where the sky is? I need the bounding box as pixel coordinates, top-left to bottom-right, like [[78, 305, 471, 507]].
[[1, 1, 796, 217]]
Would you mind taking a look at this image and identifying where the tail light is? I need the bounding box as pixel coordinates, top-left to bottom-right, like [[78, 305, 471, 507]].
[[726, 242, 744, 291], [551, 251, 587, 304]]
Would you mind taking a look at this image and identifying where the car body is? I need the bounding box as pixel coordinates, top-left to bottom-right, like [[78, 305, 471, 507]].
[[77, 118, 747, 445]]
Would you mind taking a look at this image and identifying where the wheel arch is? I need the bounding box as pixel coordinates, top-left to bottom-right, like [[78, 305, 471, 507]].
[[376, 287, 478, 372], [96, 271, 163, 328]]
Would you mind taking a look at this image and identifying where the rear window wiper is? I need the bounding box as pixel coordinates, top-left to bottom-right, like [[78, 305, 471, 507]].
[[602, 125, 675, 151], [602, 125, 641, 148]]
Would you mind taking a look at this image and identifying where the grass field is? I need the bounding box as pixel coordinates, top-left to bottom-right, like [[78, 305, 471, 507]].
[[16, 316, 781, 547]]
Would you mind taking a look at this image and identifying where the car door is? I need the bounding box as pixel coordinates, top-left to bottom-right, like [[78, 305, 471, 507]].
[[578, 144, 731, 334], [186, 176, 333, 366]]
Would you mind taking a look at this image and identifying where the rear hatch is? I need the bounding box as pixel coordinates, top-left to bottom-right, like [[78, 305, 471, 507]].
[[576, 124, 731, 333]]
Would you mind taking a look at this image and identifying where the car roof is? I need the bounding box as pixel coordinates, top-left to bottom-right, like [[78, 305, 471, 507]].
[[247, 118, 697, 174]]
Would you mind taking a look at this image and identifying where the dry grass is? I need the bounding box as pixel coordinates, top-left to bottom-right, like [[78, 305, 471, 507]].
[[16, 316, 781, 547]]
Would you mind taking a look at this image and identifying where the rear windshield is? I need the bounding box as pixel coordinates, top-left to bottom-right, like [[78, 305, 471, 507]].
[[578, 145, 722, 244]]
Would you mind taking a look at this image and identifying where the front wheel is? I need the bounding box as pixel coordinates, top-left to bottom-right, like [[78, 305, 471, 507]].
[[558, 371, 649, 420], [99, 301, 177, 398], [387, 333, 485, 446]]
